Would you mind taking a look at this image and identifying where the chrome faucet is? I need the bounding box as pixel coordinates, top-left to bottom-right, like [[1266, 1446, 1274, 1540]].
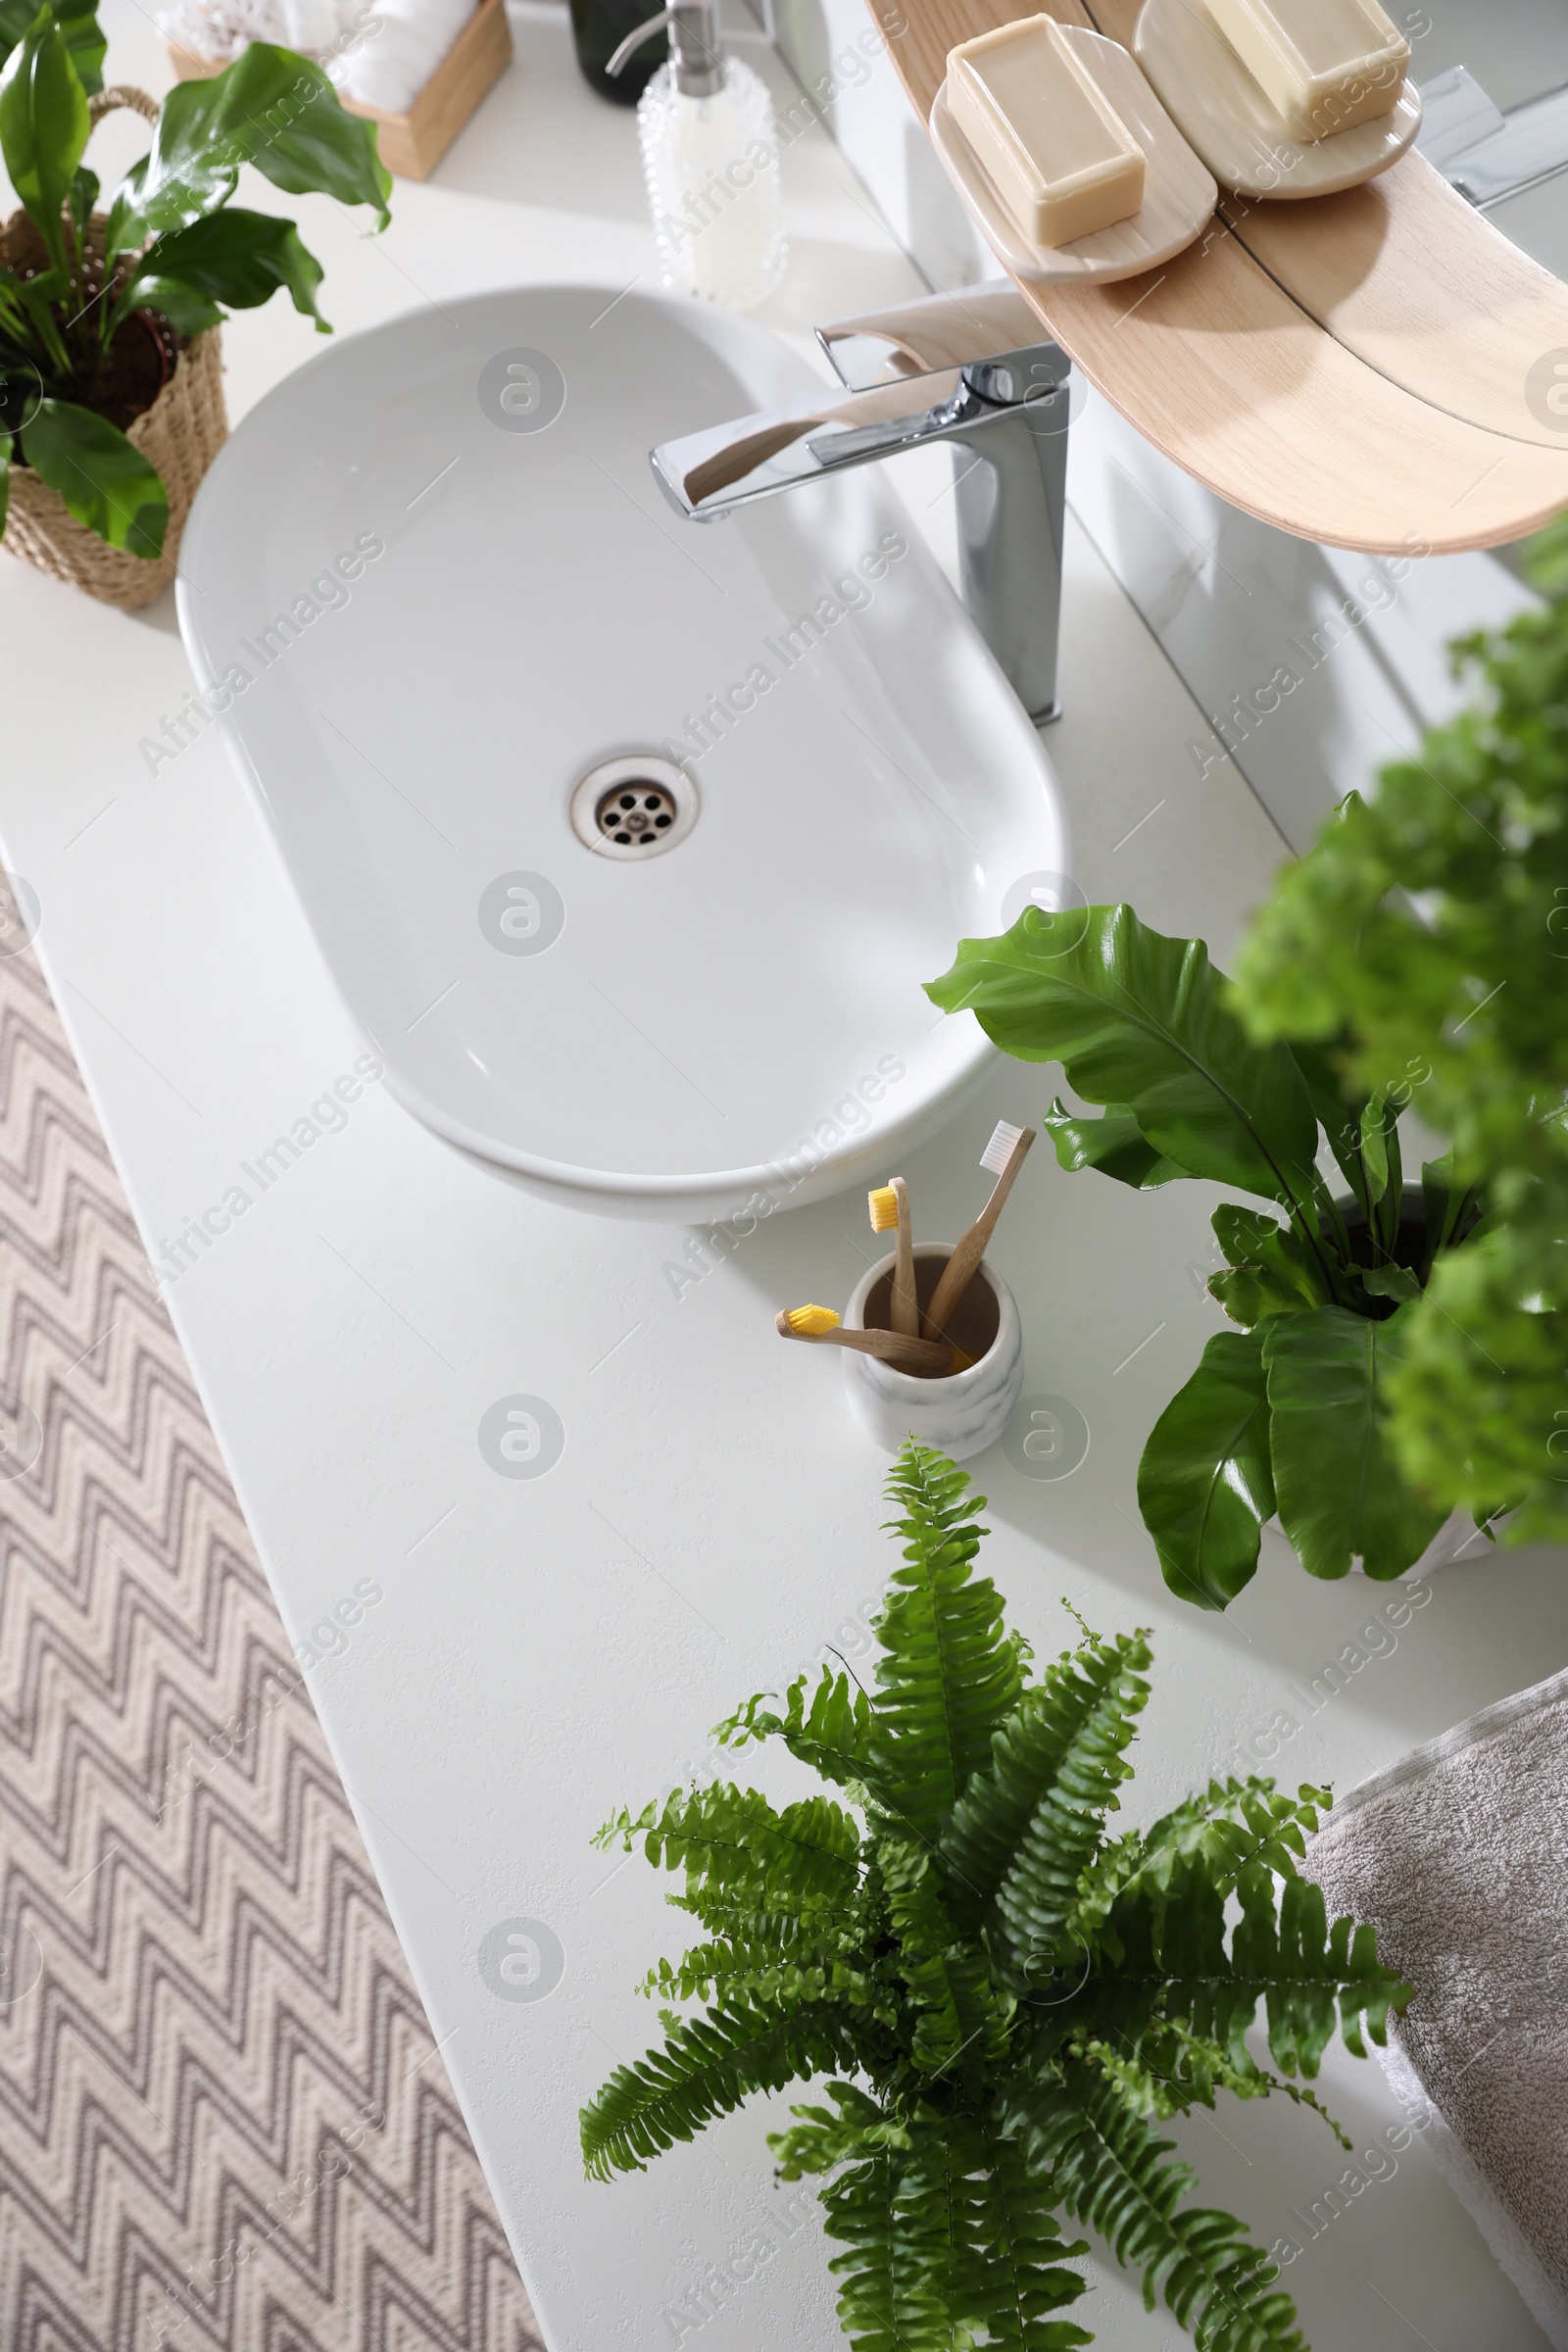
[[650, 284, 1070, 724]]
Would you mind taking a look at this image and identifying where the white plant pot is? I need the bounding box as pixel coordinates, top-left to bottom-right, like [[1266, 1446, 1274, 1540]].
[[1360, 1505, 1490, 1581], [843, 1243, 1023, 1462]]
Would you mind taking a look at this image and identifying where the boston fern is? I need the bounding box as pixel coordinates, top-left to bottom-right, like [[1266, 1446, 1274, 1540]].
[[0, 0, 389, 556], [581, 1442, 1405, 2352], [926, 906, 1496, 1606]]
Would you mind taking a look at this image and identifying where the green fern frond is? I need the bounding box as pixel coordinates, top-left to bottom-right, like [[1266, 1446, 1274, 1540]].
[[641, 1946, 874, 2009], [580, 1995, 860, 2180], [639, 1904, 862, 2003], [595, 1783, 861, 1907], [817, 2115, 1092, 2352], [992, 1637, 1152, 1984], [662, 1884, 859, 1941], [1136, 1779, 1331, 1892], [815, 2145, 957, 2352], [1069, 2023, 1348, 2149], [880, 1837, 1015, 2079], [1230, 1870, 1408, 2072], [1064, 1826, 1147, 1946], [770, 2082, 911, 2179], [960, 2124, 1094, 2350], [946, 1634, 1150, 1974], [1076, 1861, 1407, 2088], [870, 1445, 1024, 1842], [1004, 2062, 1307, 2352], [717, 1667, 876, 1791]]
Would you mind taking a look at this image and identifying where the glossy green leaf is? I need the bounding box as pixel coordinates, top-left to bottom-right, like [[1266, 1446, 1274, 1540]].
[[1207, 1204, 1329, 1331], [1263, 1307, 1446, 1579], [22, 396, 166, 554], [67, 158, 96, 241], [11, 264, 72, 372], [1137, 1331, 1276, 1610], [0, 4, 90, 271], [1362, 1263, 1420, 1303], [1358, 1093, 1390, 1201], [0, 0, 102, 94], [1042, 1096, 1186, 1189], [107, 44, 390, 259], [1420, 1154, 1452, 1268], [112, 205, 326, 338], [927, 906, 1322, 1214], [114, 275, 223, 338], [1284, 1036, 1366, 1195]]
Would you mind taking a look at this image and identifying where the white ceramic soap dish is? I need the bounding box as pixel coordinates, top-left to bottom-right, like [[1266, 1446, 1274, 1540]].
[[929, 24, 1218, 286], [842, 1244, 1023, 1462], [1132, 0, 1422, 201]]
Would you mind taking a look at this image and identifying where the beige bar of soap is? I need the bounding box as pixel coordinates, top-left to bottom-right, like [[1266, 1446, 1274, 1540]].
[[1202, 0, 1410, 140], [948, 16, 1145, 250]]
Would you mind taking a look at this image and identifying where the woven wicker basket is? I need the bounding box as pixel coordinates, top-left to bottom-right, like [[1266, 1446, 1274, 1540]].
[[1, 87, 230, 612]]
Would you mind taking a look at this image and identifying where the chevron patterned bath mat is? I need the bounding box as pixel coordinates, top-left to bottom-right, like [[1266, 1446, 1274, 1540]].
[[0, 939, 541, 2349]]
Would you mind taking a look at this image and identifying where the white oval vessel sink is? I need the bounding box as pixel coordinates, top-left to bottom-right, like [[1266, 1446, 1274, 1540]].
[[178, 286, 1066, 1222]]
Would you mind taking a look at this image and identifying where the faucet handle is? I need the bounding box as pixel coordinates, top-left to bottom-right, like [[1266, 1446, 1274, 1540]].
[[817, 282, 1048, 390], [654, 367, 968, 514]]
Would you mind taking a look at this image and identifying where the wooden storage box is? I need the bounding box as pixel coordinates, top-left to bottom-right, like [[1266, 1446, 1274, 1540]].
[[171, 0, 513, 180]]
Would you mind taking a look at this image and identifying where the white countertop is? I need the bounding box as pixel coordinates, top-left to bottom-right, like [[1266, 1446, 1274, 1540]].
[[3, 9, 1564, 2347]]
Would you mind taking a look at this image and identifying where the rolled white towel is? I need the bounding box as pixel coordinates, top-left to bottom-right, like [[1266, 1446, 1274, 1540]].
[[332, 0, 476, 111], [158, 0, 293, 63], [279, 0, 342, 48]]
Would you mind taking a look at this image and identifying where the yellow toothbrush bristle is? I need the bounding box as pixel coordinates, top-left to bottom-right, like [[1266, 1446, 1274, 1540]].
[[867, 1186, 899, 1232], [787, 1304, 842, 1335], [950, 1348, 977, 1373]]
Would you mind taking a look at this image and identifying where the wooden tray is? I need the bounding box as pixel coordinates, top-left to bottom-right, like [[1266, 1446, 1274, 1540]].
[[1133, 0, 1422, 199], [929, 24, 1216, 284], [170, 0, 513, 180], [870, 0, 1568, 553]]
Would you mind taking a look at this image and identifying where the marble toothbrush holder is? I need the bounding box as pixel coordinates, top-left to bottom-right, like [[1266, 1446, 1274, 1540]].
[[843, 1243, 1023, 1461]]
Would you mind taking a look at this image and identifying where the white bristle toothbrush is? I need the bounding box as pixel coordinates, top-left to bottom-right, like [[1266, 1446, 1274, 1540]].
[[921, 1120, 1035, 1344], [775, 1305, 956, 1375], [867, 1176, 917, 1336]]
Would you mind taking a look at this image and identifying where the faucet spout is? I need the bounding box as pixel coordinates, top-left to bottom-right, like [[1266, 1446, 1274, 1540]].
[[649, 286, 1071, 725]]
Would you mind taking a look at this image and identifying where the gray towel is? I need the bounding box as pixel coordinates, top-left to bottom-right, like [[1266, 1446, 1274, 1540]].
[[1306, 1667, 1568, 2350]]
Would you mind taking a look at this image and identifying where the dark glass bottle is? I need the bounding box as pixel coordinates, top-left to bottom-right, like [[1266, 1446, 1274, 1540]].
[[569, 0, 667, 103]]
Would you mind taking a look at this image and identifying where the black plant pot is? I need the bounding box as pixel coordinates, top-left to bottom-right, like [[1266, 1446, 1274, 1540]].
[[1335, 1182, 1481, 1317], [1339, 1182, 1427, 1266], [569, 0, 667, 102]]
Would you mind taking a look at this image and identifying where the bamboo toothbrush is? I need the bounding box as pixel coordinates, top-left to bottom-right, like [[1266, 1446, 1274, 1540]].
[[867, 1177, 918, 1336], [776, 1305, 954, 1375], [922, 1120, 1035, 1343]]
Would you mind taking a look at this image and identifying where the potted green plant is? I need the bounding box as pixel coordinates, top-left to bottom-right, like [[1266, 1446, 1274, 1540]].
[[582, 1441, 1404, 2351], [925, 903, 1503, 1605], [1230, 514, 1568, 1550], [0, 0, 389, 607]]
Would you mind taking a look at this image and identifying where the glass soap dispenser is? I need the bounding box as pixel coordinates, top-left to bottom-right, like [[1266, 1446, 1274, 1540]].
[[607, 0, 786, 311]]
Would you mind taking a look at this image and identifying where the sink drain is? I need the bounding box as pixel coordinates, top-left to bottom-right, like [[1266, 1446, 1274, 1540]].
[[569, 756, 698, 861], [599, 779, 677, 846]]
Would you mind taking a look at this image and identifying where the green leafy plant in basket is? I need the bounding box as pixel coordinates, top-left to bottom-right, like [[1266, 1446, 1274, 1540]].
[[1230, 515, 1568, 1547], [0, 0, 390, 558], [925, 904, 1507, 1606], [581, 1441, 1405, 2352]]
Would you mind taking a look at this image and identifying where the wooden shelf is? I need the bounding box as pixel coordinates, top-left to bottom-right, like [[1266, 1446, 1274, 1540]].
[[874, 0, 1568, 553]]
